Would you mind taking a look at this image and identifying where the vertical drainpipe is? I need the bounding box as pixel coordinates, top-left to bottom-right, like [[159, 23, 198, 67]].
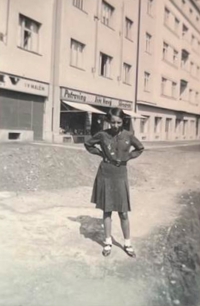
[[4, 0, 11, 45], [93, 0, 100, 74], [119, 1, 124, 82], [50, 0, 60, 135], [134, 0, 141, 112]]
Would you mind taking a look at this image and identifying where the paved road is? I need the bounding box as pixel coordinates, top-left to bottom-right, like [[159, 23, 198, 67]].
[[0, 144, 199, 306]]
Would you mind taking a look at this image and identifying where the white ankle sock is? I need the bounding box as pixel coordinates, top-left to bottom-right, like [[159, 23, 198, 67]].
[[105, 237, 112, 245], [124, 239, 131, 247]]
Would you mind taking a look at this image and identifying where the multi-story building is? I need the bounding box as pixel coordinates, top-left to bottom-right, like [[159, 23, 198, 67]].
[[52, 0, 140, 143], [0, 0, 54, 141], [0, 0, 140, 143], [136, 0, 200, 141], [0, 0, 200, 143]]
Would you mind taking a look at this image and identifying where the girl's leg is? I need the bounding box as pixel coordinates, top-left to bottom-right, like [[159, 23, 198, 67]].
[[118, 212, 135, 257], [102, 211, 112, 256], [103, 211, 112, 240], [118, 212, 130, 239]]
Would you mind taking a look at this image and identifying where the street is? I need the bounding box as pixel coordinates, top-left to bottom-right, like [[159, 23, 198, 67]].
[[0, 142, 200, 306]]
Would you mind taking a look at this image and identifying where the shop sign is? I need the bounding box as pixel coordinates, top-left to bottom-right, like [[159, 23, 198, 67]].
[[0, 73, 48, 96], [61, 88, 132, 110]]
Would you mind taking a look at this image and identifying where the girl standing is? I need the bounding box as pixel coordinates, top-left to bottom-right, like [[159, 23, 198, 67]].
[[84, 108, 144, 257]]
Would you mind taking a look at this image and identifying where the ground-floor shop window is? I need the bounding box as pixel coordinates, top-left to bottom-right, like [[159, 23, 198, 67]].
[[154, 117, 162, 133], [165, 118, 172, 132], [175, 119, 181, 133], [183, 120, 188, 135], [60, 111, 87, 135], [140, 116, 149, 133], [190, 120, 195, 136]]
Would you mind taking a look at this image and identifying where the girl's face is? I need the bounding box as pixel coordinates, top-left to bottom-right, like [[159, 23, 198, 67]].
[[110, 115, 123, 133]]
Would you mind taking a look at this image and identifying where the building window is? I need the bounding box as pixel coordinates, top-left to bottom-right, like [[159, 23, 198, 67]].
[[182, 24, 188, 39], [70, 39, 85, 69], [180, 80, 188, 100], [181, 49, 189, 70], [189, 89, 193, 103], [144, 72, 150, 91], [99, 52, 112, 78], [154, 117, 162, 133], [125, 17, 133, 40], [123, 63, 131, 84], [73, 0, 83, 10], [163, 42, 168, 60], [173, 49, 178, 65], [191, 34, 195, 46], [101, 1, 114, 27], [195, 92, 199, 104], [18, 14, 40, 53], [174, 17, 180, 34], [161, 77, 167, 95], [172, 82, 177, 98], [145, 32, 152, 53], [197, 66, 200, 78], [190, 61, 194, 75], [147, 0, 154, 15], [164, 7, 170, 25], [140, 117, 149, 133]]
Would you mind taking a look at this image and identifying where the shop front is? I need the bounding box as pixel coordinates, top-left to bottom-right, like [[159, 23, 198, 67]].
[[0, 72, 49, 141], [60, 87, 139, 142]]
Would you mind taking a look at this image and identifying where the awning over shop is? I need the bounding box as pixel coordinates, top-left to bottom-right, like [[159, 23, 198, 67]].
[[62, 100, 105, 114], [123, 109, 145, 118]]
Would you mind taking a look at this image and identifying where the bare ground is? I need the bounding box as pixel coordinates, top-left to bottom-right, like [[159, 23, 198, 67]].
[[0, 143, 200, 306]]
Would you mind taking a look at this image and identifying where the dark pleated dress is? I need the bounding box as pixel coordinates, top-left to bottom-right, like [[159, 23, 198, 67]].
[[91, 161, 131, 212]]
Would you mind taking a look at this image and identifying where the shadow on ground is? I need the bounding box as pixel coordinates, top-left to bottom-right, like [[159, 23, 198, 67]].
[[68, 216, 124, 250]]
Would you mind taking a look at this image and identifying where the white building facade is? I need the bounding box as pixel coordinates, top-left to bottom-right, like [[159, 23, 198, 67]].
[[136, 0, 200, 141], [0, 0, 54, 141]]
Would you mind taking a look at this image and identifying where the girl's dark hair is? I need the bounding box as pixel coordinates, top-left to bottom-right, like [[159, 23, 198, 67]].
[[106, 107, 125, 122]]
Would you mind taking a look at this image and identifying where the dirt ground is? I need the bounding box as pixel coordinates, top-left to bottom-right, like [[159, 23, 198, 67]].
[[0, 142, 200, 306]]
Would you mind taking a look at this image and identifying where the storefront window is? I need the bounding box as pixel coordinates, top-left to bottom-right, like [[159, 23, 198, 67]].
[[60, 102, 88, 135]]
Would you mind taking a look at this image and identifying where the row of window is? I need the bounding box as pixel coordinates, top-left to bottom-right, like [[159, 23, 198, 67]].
[[161, 77, 199, 104], [144, 71, 199, 103], [181, 0, 200, 24], [71, 39, 132, 83], [162, 41, 200, 78], [140, 116, 197, 136], [181, 49, 200, 78], [73, 0, 134, 40], [164, 6, 200, 53]]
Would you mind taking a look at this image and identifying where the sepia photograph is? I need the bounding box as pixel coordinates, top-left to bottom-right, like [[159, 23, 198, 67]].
[[0, 0, 200, 305]]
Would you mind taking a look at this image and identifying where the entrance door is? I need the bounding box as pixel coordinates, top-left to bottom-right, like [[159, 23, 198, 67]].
[[165, 118, 172, 140]]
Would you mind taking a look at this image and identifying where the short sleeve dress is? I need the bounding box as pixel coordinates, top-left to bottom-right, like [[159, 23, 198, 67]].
[[84, 129, 144, 213]]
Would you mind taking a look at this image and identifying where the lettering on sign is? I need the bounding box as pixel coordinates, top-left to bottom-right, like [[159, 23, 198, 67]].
[[0, 74, 48, 96], [61, 87, 132, 110], [95, 96, 112, 107], [118, 100, 132, 109], [25, 83, 45, 92], [63, 89, 87, 102]]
